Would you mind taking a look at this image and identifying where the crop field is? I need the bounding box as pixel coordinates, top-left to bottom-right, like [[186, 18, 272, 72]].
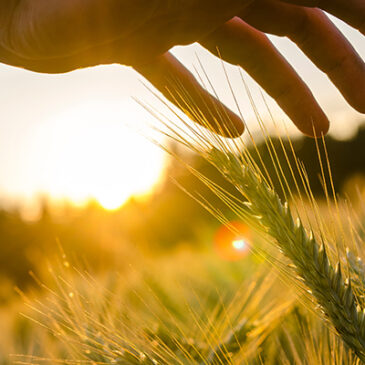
[[1, 102, 365, 364]]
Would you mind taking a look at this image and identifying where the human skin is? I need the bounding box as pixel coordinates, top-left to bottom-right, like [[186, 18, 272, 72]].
[[0, 0, 364, 137]]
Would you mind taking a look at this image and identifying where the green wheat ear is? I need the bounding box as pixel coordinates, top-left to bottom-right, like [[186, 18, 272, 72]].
[[207, 147, 365, 361], [138, 64, 365, 361]]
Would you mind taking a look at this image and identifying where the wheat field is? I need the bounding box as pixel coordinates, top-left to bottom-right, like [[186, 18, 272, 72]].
[[2, 73, 365, 364]]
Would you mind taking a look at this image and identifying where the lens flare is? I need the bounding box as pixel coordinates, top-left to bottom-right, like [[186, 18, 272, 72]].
[[232, 238, 247, 251], [214, 221, 251, 261]]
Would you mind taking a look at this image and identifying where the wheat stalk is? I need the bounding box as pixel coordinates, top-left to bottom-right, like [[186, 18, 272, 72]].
[[203, 147, 365, 361], [206, 318, 254, 364], [142, 76, 365, 360]]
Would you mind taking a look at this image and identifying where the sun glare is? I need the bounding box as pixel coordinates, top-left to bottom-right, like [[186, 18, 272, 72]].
[[34, 99, 165, 210]]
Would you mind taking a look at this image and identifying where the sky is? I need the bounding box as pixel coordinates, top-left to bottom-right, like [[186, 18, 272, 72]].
[[0, 16, 364, 215]]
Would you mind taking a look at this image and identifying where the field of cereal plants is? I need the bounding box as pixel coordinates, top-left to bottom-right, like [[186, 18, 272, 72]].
[[1, 93, 364, 364]]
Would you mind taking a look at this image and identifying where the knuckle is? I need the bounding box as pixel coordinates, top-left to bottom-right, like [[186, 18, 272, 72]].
[[287, 9, 312, 45]]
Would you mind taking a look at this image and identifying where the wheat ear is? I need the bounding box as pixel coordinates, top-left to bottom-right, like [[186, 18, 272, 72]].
[[208, 148, 365, 361]]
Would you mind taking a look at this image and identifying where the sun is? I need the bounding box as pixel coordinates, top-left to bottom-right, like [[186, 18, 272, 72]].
[[34, 99, 165, 210], [97, 192, 127, 211]]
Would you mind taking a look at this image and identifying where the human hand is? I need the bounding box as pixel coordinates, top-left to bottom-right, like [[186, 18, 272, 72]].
[[0, 0, 364, 137]]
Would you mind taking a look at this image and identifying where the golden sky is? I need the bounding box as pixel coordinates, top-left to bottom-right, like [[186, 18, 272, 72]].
[[0, 16, 363, 212]]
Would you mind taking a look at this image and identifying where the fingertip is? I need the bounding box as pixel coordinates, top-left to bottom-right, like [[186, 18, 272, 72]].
[[193, 107, 245, 138], [327, 55, 365, 114], [274, 86, 330, 138], [297, 110, 330, 138], [137, 52, 245, 139], [346, 89, 365, 114], [221, 110, 245, 138], [232, 119, 245, 138]]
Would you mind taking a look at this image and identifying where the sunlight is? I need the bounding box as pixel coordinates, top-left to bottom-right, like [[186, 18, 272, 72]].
[[34, 99, 165, 210]]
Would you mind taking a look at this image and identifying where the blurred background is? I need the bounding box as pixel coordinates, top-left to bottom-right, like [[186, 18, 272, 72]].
[[0, 14, 364, 362]]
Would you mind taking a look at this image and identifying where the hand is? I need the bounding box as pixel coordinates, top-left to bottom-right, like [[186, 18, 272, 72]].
[[0, 0, 364, 137]]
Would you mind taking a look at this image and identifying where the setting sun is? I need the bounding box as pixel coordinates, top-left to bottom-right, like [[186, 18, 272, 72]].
[[32, 99, 165, 210]]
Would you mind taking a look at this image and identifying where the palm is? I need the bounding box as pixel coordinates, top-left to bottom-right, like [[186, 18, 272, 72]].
[[2, 0, 242, 66]]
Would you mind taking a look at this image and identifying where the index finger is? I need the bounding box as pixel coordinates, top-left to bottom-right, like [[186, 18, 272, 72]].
[[280, 0, 365, 33], [135, 52, 245, 138]]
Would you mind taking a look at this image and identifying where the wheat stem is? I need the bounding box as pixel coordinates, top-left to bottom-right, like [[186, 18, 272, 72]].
[[208, 148, 365, 361]]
